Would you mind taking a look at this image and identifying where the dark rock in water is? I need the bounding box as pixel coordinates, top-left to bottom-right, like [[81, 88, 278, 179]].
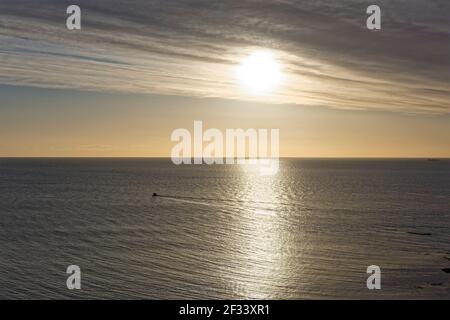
[[442, 268, 450, 274], [407, 231, 432, 236], [430, 283, 443, 286]]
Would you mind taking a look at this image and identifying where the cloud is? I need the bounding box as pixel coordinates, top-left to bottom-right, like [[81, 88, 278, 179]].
[[0, 0, 449, 113]]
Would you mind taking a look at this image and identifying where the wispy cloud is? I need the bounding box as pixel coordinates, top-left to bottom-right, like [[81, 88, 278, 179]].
[[0, 0, 449, 113]]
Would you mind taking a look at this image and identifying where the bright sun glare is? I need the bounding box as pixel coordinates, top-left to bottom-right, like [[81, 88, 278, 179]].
[[237, 51, 282, 94]]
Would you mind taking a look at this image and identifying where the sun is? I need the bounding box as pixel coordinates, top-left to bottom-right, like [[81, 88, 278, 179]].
[[236, 51, 282, 94]]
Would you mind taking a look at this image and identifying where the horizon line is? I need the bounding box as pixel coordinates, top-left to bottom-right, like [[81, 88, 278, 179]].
[[0, 157, 448, 160]]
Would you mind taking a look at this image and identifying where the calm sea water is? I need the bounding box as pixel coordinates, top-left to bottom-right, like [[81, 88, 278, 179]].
[[0, 158, 449, 299]]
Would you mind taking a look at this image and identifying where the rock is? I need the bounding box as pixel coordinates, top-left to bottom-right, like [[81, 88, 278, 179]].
[[442, 268, 450, 274]]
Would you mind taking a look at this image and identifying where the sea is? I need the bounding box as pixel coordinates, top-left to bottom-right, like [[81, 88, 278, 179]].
[[0, 158, 449, 299]]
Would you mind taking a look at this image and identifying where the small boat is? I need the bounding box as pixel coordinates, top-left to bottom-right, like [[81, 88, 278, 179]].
[[152, 193, 158, 197]]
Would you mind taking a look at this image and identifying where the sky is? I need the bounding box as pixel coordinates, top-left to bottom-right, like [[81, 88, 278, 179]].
[[0, 0, 449, 157]]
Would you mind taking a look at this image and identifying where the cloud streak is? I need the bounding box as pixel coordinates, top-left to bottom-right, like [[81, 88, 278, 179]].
[[0, 0, 449, 113]]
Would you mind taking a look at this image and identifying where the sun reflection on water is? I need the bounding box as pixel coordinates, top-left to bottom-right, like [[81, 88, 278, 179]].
[[227, 162, 291, 299]]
